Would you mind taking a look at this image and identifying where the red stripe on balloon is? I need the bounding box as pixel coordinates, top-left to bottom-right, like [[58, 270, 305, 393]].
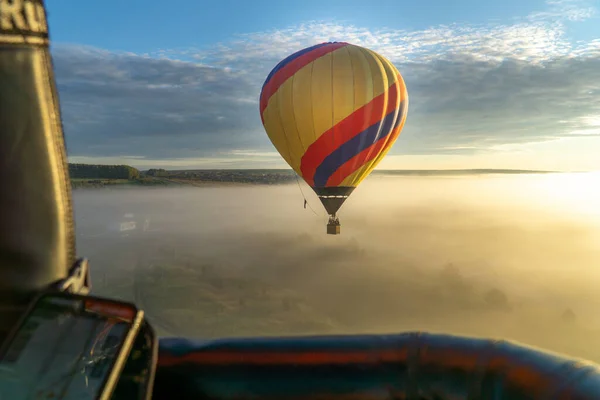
[[259, 42, 348, 117], [300, 76, 400, 187]]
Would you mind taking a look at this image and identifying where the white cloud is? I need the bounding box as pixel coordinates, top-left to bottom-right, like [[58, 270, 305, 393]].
[[530, 0, 597, 22], [177, 0, 595, 66]]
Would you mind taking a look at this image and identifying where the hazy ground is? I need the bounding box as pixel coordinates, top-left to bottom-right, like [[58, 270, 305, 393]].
[[72, 171, 600, 362]]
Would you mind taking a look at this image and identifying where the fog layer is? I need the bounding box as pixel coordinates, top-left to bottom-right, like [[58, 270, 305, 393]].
[[73, 172, 600, 362]]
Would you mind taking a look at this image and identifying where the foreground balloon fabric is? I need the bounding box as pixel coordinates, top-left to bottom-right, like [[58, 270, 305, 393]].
[[259, 42, 409, 233], [155, 333, 600, 399]]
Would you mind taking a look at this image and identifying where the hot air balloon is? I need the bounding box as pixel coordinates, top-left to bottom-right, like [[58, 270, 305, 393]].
[[259, 42, 408, 234]]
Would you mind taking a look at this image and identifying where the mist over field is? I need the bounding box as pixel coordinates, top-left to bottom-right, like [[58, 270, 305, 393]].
[[73, 172, 600, 362]]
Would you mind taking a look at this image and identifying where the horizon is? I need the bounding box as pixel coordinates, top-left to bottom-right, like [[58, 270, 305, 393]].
[[142, 167, 563, 173], [69, 162, 593, 175], [68, 162, 563, 173]]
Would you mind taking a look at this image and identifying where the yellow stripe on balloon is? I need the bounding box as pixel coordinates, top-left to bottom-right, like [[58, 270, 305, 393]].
[[275, 77, 306, 173], [261, 97, 295, 170], [348, 45, 374, 128], [308, 52, 334, 151], [331, 46, 355, 129], [291, 61, 317, 147]]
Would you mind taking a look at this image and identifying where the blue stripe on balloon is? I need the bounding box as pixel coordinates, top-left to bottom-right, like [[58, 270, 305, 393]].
[[313, 109, 401, 188], [261, 42, 331, 90]]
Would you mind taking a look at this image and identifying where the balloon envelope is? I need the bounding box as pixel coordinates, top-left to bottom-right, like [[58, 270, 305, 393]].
[[260, 42, 408, 215]]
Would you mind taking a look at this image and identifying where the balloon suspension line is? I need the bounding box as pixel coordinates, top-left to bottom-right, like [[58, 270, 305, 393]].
[[294, 173, 321, 218]]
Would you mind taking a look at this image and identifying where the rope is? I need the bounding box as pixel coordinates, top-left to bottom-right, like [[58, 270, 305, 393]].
[[294, 173, 322, 218]]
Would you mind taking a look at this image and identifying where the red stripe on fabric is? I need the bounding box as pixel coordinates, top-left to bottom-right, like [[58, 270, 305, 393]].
[[300, 76, 400, 186], [259, 42, 348, 116]]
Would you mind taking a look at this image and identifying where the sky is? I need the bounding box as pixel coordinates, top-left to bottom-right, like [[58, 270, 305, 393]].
[[46, 0, 600, 171]]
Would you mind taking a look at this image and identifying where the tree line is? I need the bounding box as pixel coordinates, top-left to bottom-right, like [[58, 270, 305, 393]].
[[69, 163, 140, 179]]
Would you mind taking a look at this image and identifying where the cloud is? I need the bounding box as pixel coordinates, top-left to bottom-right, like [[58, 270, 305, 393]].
[[54, 46, 265, 159], [54, 0, 600, 169], [529, 0, 597, 21]]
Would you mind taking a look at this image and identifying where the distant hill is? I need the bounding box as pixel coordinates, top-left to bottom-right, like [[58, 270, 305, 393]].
[[69, 163, 140, 179], [69, 163, 157, 189]]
